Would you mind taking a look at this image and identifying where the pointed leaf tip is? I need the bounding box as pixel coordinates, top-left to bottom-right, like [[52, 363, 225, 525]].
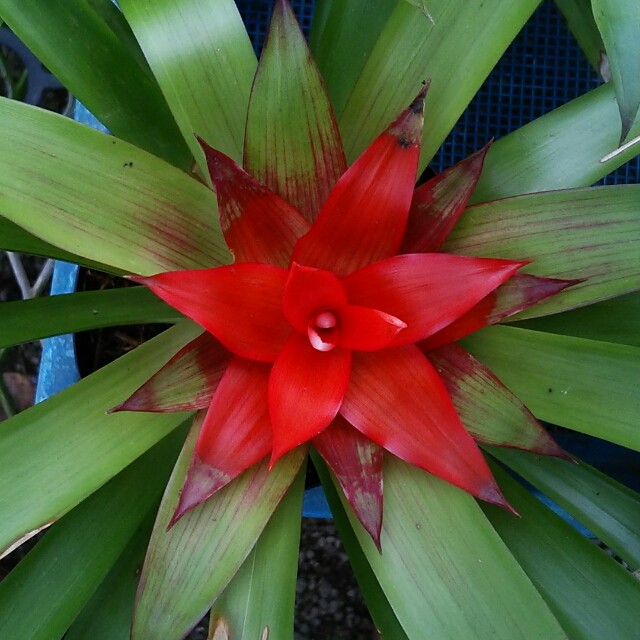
[[428, 344, 570, 459], [274, 0, 293, 16], [167, 454, 233, 529], [125, 274, 147, 284], [479, 481, 519, 516], [198, 134, 310, 267], [387, 82, 429, 148], [403, 141, 494, 254], [196, 135, 239, 184]]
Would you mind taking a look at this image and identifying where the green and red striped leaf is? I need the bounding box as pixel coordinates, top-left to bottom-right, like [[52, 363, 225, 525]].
[[113, 333, 226, 413], [445, 186, 640, 317], [402, 143, 491, 253], [463, 326, 640, 452], [200, 140, 309, 268], [244, 0, 347, 221], [0, 99, 231, 275], [428, 344, 565, 456], [131, 421, 306, 640]]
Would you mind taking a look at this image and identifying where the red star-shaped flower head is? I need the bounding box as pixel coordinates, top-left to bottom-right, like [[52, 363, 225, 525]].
[[117, 0, 572, 548]]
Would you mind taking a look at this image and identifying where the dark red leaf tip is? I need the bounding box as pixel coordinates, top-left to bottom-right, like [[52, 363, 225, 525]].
[[479, 481, 519, 516], [105, 404, 123, 415], [196, 135, 243, 185], [467, 140, 493, 174]]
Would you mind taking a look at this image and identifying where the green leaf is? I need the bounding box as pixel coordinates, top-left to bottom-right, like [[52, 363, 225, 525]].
[[209, 464, 305, 640], [309, 0, 397, 118], [490, 447, 640, 571], [0, 218, 119, 272], [514, 292, 640, 347], [311, 451, 409, 640], [592, 0, 640, 142], [0, 287, 181, 349], [65, 515, 154, 640], [84, 0, 152, 71], [0, 426, 185, 640], [0, 0, 191, 168], [0, 98, 231, 275], [333, 455, 567, 639], [554, 0, 605, 72], [118, 0, 257, 169], [462, 326, 640, 452], [335, 0, 540, 168], [131, 417, 306, 640], [484, 465, 640, 640], [444, 186, 640, 318], [0, 321, 200, 556], [471, 85, 640, 202], [244, 0, 346, 221]]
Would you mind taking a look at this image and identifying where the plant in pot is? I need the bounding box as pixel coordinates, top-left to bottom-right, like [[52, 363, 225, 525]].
[[0, 1, 639, 639]]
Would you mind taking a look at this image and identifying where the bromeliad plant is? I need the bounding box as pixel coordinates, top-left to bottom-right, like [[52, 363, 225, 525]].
[[0, 1, 639, 639]]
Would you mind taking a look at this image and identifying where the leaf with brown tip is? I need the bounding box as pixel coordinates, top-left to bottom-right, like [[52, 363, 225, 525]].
[[292, 88, 426, 276]]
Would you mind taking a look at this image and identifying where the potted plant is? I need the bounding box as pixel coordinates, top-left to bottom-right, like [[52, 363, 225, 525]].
[[0, 1, 639, 639]]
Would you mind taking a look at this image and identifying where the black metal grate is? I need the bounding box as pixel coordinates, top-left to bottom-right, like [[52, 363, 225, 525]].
[[235, 0, 639, 184]]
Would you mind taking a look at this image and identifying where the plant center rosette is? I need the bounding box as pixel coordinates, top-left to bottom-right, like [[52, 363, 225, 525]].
[[114, 5, 575, 548]]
